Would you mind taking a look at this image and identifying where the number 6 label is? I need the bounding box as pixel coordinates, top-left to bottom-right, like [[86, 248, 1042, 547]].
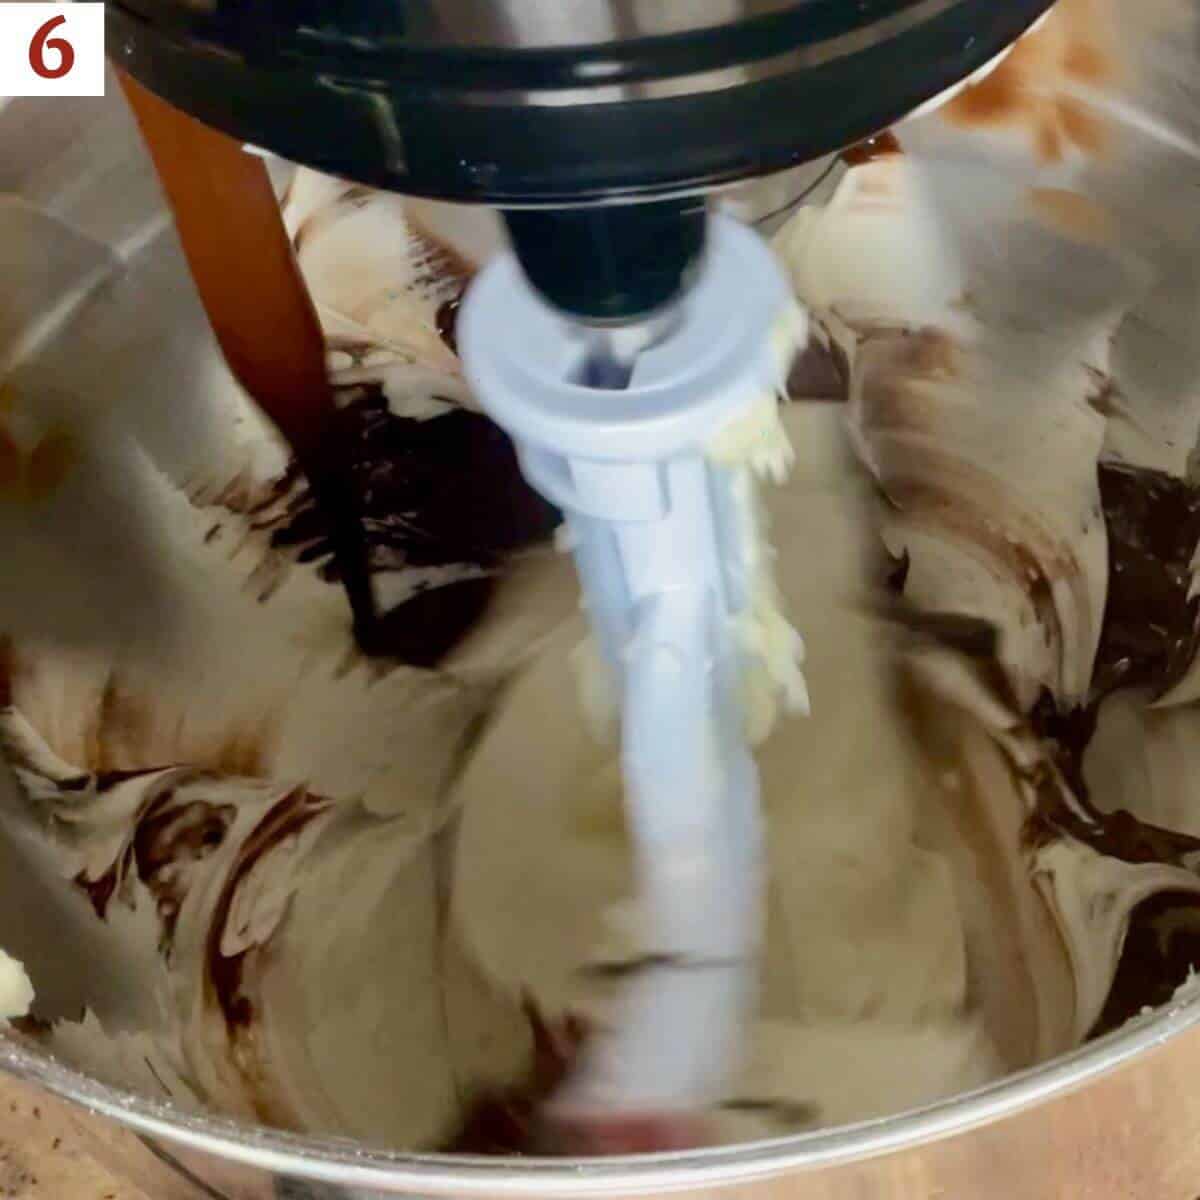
[[1, 4, 104, 96]]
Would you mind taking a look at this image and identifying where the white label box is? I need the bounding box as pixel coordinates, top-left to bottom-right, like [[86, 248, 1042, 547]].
[[0, 3, 104, 97]]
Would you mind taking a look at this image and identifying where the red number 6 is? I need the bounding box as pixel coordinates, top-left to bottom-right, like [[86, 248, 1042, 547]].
[[29, 14, 75, 80]]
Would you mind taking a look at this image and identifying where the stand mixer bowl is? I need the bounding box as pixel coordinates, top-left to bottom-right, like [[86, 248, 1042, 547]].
[[5, 37, 1200, 1200]]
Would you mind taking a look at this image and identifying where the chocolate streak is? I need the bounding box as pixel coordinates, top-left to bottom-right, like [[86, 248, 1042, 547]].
[[204, 786, 332, 1031], [1033, 463, 1200, 798], [72, 767, 176, 921], [134, 791, 236, 948], [64, 764, 332, 1033], [1025, 462, 1200, 1034]]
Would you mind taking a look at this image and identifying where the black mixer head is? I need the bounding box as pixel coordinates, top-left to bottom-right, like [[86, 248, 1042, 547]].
[[112, 1, 1056, 207]]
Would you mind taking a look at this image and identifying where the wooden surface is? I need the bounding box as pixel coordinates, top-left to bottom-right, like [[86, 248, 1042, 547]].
[[0, 1072, 214, 1199], [662, 1020, 1200, 1200], [5, 1021, 1200, 1198]]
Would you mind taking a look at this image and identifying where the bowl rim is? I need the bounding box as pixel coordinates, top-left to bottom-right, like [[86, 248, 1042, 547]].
[[2, 987, 1198, 1196]]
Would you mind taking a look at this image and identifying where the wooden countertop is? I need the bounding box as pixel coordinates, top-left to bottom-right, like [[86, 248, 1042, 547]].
[[6, 1020, 1200, 1200], [0, 1073, 217, 1200]]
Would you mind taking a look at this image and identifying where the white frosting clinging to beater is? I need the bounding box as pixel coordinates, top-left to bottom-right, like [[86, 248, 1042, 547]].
[[708, 302, 812, 741]]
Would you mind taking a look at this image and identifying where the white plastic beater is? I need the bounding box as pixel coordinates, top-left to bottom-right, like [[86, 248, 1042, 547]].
[[459, 215, 805, 1122]]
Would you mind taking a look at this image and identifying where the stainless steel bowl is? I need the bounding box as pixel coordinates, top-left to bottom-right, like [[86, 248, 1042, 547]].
[[4, 61, 1200, 1200], [5, 988, 1200, 1198]]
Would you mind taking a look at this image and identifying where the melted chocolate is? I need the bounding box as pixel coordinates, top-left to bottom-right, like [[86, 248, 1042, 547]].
[[1091, 892, 1200, 1037], [841, 130, 903, 167], [366, 578, 494, 669], [1031, 461, 1200, 795], [0, 637, 12, 708], [267, 384, 559, 667], [1023, 463, 1200, 1023], [1028, 763, 1200, 869], [74, 859, 125, 921], [786, 333, 850, 402], [1092, 463, 1200, 699], [435, 292, 464, 356], [885, 548, 912, 594], [1030, 693, 1097, 802], [442, 1000, 587, 1155]]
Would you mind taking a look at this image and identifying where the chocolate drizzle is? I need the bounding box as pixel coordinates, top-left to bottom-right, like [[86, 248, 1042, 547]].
[[265, 384, 559, 667]]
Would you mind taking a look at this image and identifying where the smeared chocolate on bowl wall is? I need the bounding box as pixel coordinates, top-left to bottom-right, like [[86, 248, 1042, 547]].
[[264, 382, 560, 667]]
